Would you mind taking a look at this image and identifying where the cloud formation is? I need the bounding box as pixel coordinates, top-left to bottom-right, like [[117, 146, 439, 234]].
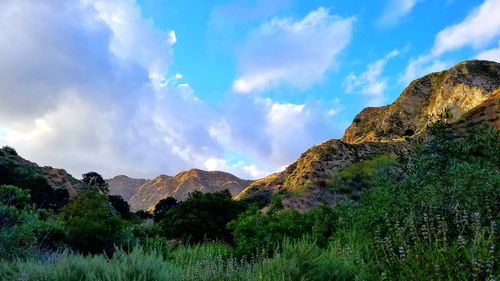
[[232, 7, 354, 93], [432, 0, 500, 56], [401, 0, 500, 84], [378, 0, 419, 26], [343, 50, 399, 106], [0, 0, 342, 180], [476, 41, 500, 62]]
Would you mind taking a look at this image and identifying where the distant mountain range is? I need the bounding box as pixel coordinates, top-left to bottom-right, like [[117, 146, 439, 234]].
[[119, 170, 252, 211], [2, 60, 498, 212]]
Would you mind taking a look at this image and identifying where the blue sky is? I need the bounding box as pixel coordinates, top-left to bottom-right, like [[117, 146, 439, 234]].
[[0, 0, 499, 179]]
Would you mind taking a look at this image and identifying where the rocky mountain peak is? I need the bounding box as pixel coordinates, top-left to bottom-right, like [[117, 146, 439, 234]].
[[236, 60, 499, 210], [128, 169, 253, 211], [342, 60, 500, 144]]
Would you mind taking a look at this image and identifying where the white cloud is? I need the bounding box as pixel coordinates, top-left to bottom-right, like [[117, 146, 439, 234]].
[[0, 0, 345, 181], [0, 0, 221, 179], [343, 50, 399, 106], [401, 0, 500, 84], [83, 0, 176, 88], [379, 0, 419, 26], [400, 54, 449, 85], [476, 40, 500, 62], [204, 157, 269, 179], [232, 7, 354, 93], [207, 97, 344, 172], [432, 0, 500, 56]]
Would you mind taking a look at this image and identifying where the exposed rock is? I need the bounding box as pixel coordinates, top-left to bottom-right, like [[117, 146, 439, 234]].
[[236, 60, 500, 210], [342, 60, 500, 144], [129, 169, 253, 211], [106, 175, 148, 201], [236, 140, 412, 211]]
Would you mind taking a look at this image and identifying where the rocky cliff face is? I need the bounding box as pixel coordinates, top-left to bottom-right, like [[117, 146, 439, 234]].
[[106, 175, 148, 201], [129, 169, 253, 211], [0, 147, 83, 197], [342, 60, 500, 144], [236, 60, 500, 210]]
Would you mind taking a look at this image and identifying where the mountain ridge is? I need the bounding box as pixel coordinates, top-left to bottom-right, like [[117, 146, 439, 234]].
[[128, 168, 253, 211], [236, 60, 500, 210]]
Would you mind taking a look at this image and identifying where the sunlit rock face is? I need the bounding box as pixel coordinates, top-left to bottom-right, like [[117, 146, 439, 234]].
[[342, 60, 500, 144], [237, 60, 499, 211], [128, 169, 252, 211]]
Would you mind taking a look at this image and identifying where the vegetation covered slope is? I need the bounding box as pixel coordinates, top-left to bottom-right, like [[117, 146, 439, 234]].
[[237, 60, 500, 210], [237, 140, 411, 210], [129, 169, 253, 211], [0, 146, 82, 210], [1, 124, 498, 281]]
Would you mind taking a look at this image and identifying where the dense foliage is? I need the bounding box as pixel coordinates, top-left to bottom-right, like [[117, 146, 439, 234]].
[[155, 190, 247, 244], [0, 126, 498, 280], [229, 204, 337, 255], [0, 185, 65, 260], [0, 147, 69, 209], [60, 188, 127, 254]]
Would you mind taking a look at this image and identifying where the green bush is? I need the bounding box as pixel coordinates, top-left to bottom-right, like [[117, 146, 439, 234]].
[[156, 190, 247, 244], [329, 154, 401, 199], [60, 188, 126, 254], [0, 156, 69, 209], [335, 128, 500, 280], [0, 185, 65, 260], [0, 238, 357, 281], [229, 204, 337, 255]]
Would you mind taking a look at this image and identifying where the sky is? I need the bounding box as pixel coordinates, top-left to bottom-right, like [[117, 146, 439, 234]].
[[0, 0, 499, 180]]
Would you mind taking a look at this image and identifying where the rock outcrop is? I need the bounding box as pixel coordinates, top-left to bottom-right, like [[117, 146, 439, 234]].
[[106, 175, 148, 201], [236, 60, 500, 210], [129, 169, 253, 211], [342, 60, 500, 144], [236, 140, 412, 210]]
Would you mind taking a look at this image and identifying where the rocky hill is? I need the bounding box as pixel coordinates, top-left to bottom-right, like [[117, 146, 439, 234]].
[[129, 169, 253, 211], [0, 146, 83, 197], [236, 140, 412, 210], [106, 175, 148, 201], [237, 60, 500, 210], [342, 60, 500, 143]]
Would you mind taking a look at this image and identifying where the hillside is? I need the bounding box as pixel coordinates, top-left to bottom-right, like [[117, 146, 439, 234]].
[[0, 146, 83, 197], [129, 169, 253, 211], [237, 60, 500, 209], [342, 60, 500, 143], [106, 175, 148, 201]]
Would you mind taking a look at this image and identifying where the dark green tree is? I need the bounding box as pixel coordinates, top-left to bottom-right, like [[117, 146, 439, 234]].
[[82, 172, 109, 194], [153, 197, 177, 222], [61, 188, 125, 254], [157, 190, 247, 244], [108, 195, 132, 220]]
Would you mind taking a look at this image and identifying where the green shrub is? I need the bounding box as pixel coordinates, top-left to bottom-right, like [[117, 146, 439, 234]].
[[60, 188, 126, 254], [0, 185, 65, 260], [0, 158, 69, 209], [337, 128, 500, 280], [229, 204, 337, 256], [156, 190, 247, 244], [330, 154, 401, 199]]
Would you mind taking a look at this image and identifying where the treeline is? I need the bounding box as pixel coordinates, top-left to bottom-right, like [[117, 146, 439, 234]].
[[0, 123, 498, 280]]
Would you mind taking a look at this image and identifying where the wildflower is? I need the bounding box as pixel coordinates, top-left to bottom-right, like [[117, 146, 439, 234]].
[[457, 235, 465, 247], [398, 245, 405, 258]]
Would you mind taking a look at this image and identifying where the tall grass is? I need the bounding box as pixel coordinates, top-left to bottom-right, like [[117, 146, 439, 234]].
[[0, 238, 359, 281]]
